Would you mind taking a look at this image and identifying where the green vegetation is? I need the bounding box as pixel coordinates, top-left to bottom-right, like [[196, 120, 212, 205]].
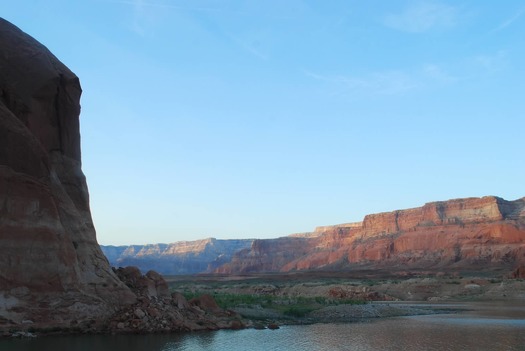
[[282, 306, 316, 318], [182, 291, 365, 319]]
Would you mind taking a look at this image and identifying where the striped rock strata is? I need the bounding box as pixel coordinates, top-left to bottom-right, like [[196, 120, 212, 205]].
[[216, 196, 525, 274]]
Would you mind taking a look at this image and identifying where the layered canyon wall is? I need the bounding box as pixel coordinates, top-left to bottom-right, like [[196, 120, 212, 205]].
[[217, 196, 525, 274]]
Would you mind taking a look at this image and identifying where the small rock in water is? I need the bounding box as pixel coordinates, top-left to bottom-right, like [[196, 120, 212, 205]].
[[464, 284, 481, 290], [11, 331, 37, 338], [253, 323, 266, 330]]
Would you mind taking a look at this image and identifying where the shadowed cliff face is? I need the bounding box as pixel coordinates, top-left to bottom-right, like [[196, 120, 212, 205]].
[[0, 18, 135, 327], [101, 238, 254, 275], [216, 196, 525, 274]]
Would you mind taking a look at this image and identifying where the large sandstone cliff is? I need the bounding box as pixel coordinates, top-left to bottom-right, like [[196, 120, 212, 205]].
[[217, 196, 525, 274], [0, 19, 244, 335], [0, 18, 135, 328]]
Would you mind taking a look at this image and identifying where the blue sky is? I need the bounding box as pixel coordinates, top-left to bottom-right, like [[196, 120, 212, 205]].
[[3, 1, 525, 245]]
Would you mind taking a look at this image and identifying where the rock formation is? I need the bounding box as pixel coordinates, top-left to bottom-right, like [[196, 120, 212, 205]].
[[107, 267, 244, 333], [511, 266, 525, 279], [2, 16, 522, 334], [101, 238, 253, 275], [216, 196, 525, 274], [0, 17, 137, 331], [215, 237, 313, 273], [0, 18, 246, 336]]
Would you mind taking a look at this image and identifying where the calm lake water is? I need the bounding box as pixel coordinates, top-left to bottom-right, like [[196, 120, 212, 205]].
[[2, 302, 525, 351]]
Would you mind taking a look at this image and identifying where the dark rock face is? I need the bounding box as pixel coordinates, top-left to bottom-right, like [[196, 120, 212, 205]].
[[0, 18, 135, 330]]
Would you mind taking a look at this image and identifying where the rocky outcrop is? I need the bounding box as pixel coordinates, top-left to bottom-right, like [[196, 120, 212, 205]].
[[113, 267, 169, 298], [511, 266, 525, 279], [106, 267, 244, 333], [0, 18, 136, 332], [101, 238, 253, 275], [217, 196, 525, 274]]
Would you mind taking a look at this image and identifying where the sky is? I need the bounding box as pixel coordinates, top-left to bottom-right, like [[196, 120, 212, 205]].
[[3, 1, 525, 245]]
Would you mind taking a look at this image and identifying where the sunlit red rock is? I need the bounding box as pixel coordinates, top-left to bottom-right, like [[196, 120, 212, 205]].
[[217, 196, 525, 274]]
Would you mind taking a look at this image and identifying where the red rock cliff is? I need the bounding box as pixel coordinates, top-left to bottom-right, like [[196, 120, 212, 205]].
[[217, 196, 525, 274], [0, 18, 135, 328]]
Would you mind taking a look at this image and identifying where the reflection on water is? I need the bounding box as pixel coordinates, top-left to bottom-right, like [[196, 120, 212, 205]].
[[2, 302, 525, 351]]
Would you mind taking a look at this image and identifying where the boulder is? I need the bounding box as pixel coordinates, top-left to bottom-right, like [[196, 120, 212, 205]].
[[114, 267, 170, 298], [189, 294, 221, 312], [145, 270, 170, 297], [171, 292, 190, 310], [511, 266, 525, 279]]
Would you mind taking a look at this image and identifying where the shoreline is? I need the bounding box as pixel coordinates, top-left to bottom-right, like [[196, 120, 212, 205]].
[[5, 270, 525, 338], [3, 302, 462, 338], [236, 301, 464, 328], [6, 299, 524, 338]]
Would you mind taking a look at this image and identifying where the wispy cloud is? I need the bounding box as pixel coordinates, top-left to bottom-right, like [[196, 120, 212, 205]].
[[383, 1, 458, 33], [493, 7, 525, 32], [227, 27, 273, 61], [109, 0, 246, 14], [304, 70, 419, 96], [107, 0, 249, 35], [304, 64, 459, 97], [107, 0, 169, 36], [472, 51, 508, 73], [232, 37, 269, 60], [422, 64, 457, 83], [107, 0, 273, 58]]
